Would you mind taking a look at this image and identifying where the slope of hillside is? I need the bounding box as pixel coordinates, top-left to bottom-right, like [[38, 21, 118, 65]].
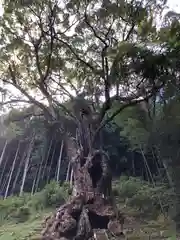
[[0, 178, 177, 240], [0, 206, 175, 240]]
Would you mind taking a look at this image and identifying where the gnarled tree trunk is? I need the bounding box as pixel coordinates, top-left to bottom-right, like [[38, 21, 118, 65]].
[[41, 116, 125, 240]]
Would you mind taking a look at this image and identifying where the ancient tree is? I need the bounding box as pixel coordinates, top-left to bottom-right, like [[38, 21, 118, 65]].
[[0, 0, 172, 238], [42, 101, 126, 239]]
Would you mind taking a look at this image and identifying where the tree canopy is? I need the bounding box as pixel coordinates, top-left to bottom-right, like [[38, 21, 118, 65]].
[[1, 0, 180, 228], [0, 0, 175, 133]]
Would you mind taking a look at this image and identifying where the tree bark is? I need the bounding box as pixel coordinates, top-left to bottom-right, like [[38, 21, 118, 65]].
[[0, 140, 8, 168], [41, 137, 53, 181], [4, 142, 20, 199], [47, 142, 57, 184], [0, 154, 9, 189], [41, 116, 125, 239], [20, 136, 34, 196], [1, 172, 10, 196], [66, 161, 71, 182], [35, 149, 47, 192], [42, 148, 124, 240], [56, 140, 64, 182], [31, 165, 39, 195], [140, 146, 165, 215], [70, 168, 73, 188], [11, 146, 28, 194]]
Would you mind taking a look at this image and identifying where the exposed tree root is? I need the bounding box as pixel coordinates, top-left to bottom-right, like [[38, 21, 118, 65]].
[[41, 144, 124, 239], [41, 192, 124, 239]]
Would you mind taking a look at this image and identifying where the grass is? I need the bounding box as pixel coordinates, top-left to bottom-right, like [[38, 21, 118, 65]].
[[0, 209, 175, 240], [0, 178, 177, 239], [0, 210, 51, 240], [0, 206, 175, 240], [0, 181, 70, 240]]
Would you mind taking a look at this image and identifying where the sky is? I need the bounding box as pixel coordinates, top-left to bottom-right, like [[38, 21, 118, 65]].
[[0, 0, 179, 14], [168, 0, 180, 11], [0, 0, 179, 23]]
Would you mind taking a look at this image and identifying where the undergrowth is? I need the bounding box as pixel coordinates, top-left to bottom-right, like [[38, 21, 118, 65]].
[[0, 181, 71, 225], [113, 176, 174, 218], [0, 177, 174, 229]]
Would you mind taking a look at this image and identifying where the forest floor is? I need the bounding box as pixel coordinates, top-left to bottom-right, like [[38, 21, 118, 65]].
[[0, 209, 50, 240], [0, 179, 177, 239], [0, 203, 177, 240]]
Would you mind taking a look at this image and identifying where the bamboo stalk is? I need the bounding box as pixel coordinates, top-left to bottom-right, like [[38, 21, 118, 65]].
[[56, 140, 64, 182], [66, 161, 71, 182], [0, 153, 9, 188], [0, 140, 8, 168], [41, 137, 53, 181], [4, 141, 21, 199], [20, 137, 34, 196], [35, 138, 52, 192], [11, 145, 28, 194], [140, 146, 165, 214], [70, 168, 73, 187], [47, 142, 57, 183], [31, 165, 39, 196]]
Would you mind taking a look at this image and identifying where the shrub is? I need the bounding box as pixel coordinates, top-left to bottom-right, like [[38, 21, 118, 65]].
[[114, 176, 173, 216], [61, 181, 72, 198], [0, 181, 71, 224], [10, 206, 30, 223], [113, 176, 144, 199], [0, 195, 30, 224], [27, 191, 49, 210], [28, 181, 68, 210]]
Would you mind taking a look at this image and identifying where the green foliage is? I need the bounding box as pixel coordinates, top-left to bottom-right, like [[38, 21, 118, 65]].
[[114, 176, 144, 198], [0, 194, 30, 224], [28, 181, 69, 210], [112, 105, 150, 151], [0, 0, 179, 229], [0, 181, 70, 224], [0, 0, 170, 122], [114, 176, 173, 217], [10, 206, 30, 223], [61, 181, 72, 197]]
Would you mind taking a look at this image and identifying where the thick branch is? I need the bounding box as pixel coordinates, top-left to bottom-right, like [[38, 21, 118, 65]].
[[98, 89, 145, 123], [55, 35, 97, 73], [84, 12, 107, 46], [8, 61, 77, 125], [84, 10, 111, 122], [93, 95, 153, 143], [36, 79, 77, 122], [0, 99, 31, 106], [100, 46, 111, 119], [50, 76, 74, 100], [93, 80, 166, 142], [43, 4, 56, 81], [27, 4, 56, 90], [4, 66, 52, 120], [34, 40, 44, 81], [125, 23, 135, 41], [12, 18, 77, 122]]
